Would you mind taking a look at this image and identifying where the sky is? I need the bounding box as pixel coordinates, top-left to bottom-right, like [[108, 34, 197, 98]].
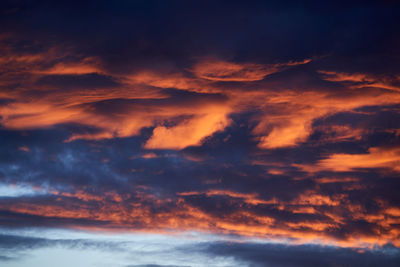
[[0, 1, 400, 266]]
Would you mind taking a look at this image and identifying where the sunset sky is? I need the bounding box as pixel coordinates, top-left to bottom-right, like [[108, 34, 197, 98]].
[[1, 1, 400, 266]]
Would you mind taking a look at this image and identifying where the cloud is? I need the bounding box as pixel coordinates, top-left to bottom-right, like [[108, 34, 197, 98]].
[[126, 265, 189, 267], [319, 70, 400, 92], [192, 59, 311, 82], [250, 89, 400, 149], [0, 233, 117, 251], [1, 231, 399, 267], [0, 2, 400, 262], [1, 177, 399, 248], [203, 241, 400, 267], [296, 146, 400, 173], [34, 57, 103, 75], [144, 105, 231, 149], [1, 35, 400, 152], [0, 79, 230, 149]]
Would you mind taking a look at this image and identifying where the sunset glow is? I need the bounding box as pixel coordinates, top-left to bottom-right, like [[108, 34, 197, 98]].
[[0, 1, 400, 266]]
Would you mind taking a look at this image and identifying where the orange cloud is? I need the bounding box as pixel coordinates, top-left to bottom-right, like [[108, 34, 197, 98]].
[[192, 59, 311, 82], [0, 93, 231, 150], [2, 45, 400, 152], [178, 190, 278, 205], [0, 45, 237, 150], [128, 71, 199, 91], [296, 147, 400, 173], [255, 113, 313, 149], [319, 70, 400, 92], [0, 43, 102, 76], [249, 89, 400, 149], [315, 177, 359, 184], [144, 105, 231, 149], [0, 52, 231, 149], [312, 125, 364, 144], [291, 190, 342, 206], [35, 57, 103, 75], [2, 187, 399, 248]]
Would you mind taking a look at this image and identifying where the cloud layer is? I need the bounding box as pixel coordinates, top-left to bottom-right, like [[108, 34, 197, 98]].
[[1, 0, 400, 266]]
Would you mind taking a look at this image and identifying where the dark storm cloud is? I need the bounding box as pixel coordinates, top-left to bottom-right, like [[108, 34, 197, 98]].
[[202, 241, 400, 267], [1, 231, 400, 266]]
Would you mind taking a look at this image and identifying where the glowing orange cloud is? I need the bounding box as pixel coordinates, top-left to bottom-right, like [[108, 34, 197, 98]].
[[0, 92, 231, 150], [319, 70, 400, 92], [177, 190, 278, 205], [248, 89, 400, 149], [315, 177, 359, 184], [0, 42, 102, 76], [0, 47, 236, 149], [144, 105, 231, 149], [35, 57, 103, 75], [2, 187, 399, 248], [192, 59, 311, 82], [1, 45, 400, 152], [127, 71, 200, 91], [311, 125, 364, 144], [255, 113, 313, 149], [291, 190, 342, 206], [297, 146, 400, 172]]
